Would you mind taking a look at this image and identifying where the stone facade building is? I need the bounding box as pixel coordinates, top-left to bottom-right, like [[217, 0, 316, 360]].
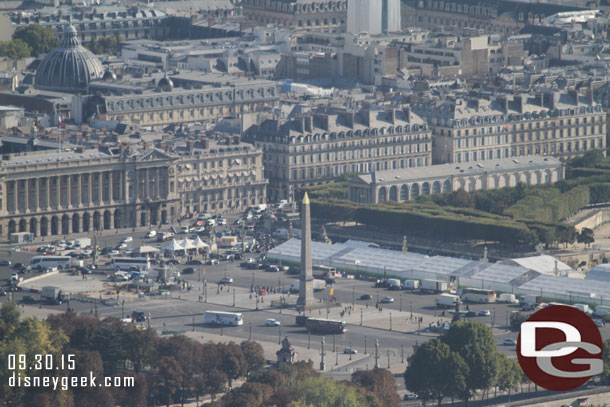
[[348, 155, 564, 204], [0, 140, 267, 240], [400, 0, 582, 35], [242, 0, 347, 33], [250, 105, 432, 201], [412, 91, 606, 164]]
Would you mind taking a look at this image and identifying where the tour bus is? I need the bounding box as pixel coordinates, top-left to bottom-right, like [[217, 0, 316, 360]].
[[29, 256, 71, 270], [110, 257, 150, 271], [312, 265, 337, 279], [203, 311, 244, 326], [305, 318, 347, 334], [460, 288, 496, 303]]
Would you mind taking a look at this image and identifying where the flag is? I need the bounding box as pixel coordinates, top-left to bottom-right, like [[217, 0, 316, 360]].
[[58, 114, 63, 128]]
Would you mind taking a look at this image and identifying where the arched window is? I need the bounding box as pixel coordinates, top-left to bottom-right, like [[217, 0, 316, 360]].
[[432, 181, 441, 194], [421, 182, 430, 195], [411, 184, 420, 198], [389, 186, 398, 201], [442, 180, 452, 193], [400, 184, 409, 201], [378, 187, 387, 202]]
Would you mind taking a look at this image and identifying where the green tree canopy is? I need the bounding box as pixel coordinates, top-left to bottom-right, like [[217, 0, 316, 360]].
[[352, 368, 400, 407], [12, 24, 58, 57], [0, 39, 32, 59], [441, 321, 499, 404]]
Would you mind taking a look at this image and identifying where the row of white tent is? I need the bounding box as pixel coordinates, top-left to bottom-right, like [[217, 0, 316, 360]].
[[162, 237, 209, 252]]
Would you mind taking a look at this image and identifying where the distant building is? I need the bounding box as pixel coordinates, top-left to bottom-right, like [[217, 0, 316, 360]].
[[348, 155, 564, 204], [347, 0, 400, 34], [400, 0, 584, 35], [412, 90, 606, 164], [242, 0, 347, 33], [250, 105, 431, 201]]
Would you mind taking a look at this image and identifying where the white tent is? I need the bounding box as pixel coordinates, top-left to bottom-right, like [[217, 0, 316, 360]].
[[194, 236, 209, 249], [137, 246, 160, 254], [163, 239, 184, 252], [181, 239, 197, 250]]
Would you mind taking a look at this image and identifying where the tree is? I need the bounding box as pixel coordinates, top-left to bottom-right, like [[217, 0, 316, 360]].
[[441, 321, 499, 405], [404, 338, 468, 406], [12, 24, 58, 57], [219, 342, 247, 387], [204, 369, 227, 401], [0, 39, 32, 59], [292, 377, 380, 407], [495, 353, 523, 401], [352, 368, 400, 407], [577, 227, 595, 248], [446, 189, 475, 208], [87, 35, 123, 55], [150, 356, 183, 407], [0, 303, 20, 341], [240, 340, 265, 374]]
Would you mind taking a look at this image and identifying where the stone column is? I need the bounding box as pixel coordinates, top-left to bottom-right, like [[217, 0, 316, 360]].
[[24, 180, 29, 212], [98, 173, 103, 204], [74, 175, 80, 207], [33, 179, 39, 211], [11, 181, 17, 213], [156, 168, 161, 199], [145, 168, 150, 199], [67, 175, 72, 208], [108, 171, 114, 203], [87, 174, 92, 205], [46, 178, 51, 209]]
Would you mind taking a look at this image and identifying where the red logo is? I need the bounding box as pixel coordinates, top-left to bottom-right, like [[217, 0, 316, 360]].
[[516, 305, 602, 391]]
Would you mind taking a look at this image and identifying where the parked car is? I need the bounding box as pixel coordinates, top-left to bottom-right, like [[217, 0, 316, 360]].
[[219, 277, 233, 285], [596, 320, 605, 328], [186, 260, 204, 266], [380, 296, 394, 304], [343, 347, 358, 354], [359, 294, 372, 300], [122, 236, 133, 243], [12, 263, 24, 269], [21, 295, 36, 304], [0, 260, 11, 266], [503, 338, 517, 346], [166, 259, 181, 265], [478, 310, 491, 317], [145, 230, 157, 238], [403, 393, 418, 400], [265, 319, 280, 327], [218, 218, 227, 226], [207, 259, 219, 265], [183, 267, 196, 274]]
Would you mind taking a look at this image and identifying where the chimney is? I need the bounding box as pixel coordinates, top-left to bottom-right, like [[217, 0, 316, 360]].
[[497, 95, 509, 112], [341, 111, 354, 128], [387, 109, 396, 124], [304, 116, 313, 132], [472, 99, 480, 111], [568, 89, 579, 106], [543, 92, 556, 110], [514, 95, 524, 113], [586, 87, 594, 105], [402, 106, 411, 122], [294, 117, 305, 133]]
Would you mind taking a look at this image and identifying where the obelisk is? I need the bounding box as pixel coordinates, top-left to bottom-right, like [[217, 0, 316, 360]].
[[297, 192, 314, 310]]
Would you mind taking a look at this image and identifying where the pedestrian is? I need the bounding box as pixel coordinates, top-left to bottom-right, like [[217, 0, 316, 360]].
[[366, 303, 368, 309]]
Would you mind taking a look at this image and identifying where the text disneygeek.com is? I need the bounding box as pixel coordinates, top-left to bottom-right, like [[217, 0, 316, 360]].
[[9, 373, 135, 391]]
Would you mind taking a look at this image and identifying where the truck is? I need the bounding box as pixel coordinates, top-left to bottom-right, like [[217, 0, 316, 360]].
[[402, 280, 420, 290], [436, 293, 461, 308], [387, 279, 402, 290], [41, 286, 70, 305], [520, 295, 541, 310], [574, 303, 592, 315], [219, 236, 238, 248], [498, 293, 517, 303], [594, 305, 610, 317], [421, 279, 448, 293], [157, 232, 175, 242], [290, 279, 326, 293]]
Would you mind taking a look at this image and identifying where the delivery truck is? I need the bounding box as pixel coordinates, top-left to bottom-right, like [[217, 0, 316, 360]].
[[41, 286, 70, 305], [219, 236, 238, 248], [290, 279, 326, 293], [574, 303, 592, 315], [498, 293, 517, 303], [421, 279, 448, 293], [402, 280, 420, 290], [594, 305, 610, 317], [387, 279, 402, 290], [520, 295, 541, 310], [436, 293, 461, 308]]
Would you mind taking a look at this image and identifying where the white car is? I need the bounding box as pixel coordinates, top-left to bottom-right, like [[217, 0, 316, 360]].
[[503, 338, 517, 346], [343, 347, 358, 354], [218, 218, 227, 226], [380, 296, 394, 304], [265, 319, 280, 327], [478, 309, 491, 317], [122, 236, 133, 243], [145, 230, 157, 238], [180, 226, 190, 234], [117, 243, 128, 250]]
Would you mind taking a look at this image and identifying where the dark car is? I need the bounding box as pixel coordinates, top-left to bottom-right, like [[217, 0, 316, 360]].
[[295, 315, 309, 326], [166, 259, 180, 265], [12, 263, 24, 270], [183, 267, 196, 274], [186, 260, 204, 266], [21, 295, 36, 304], [0, 260, 11, 266], [132, 310, 147, 322], [359, 294, 372, 300]]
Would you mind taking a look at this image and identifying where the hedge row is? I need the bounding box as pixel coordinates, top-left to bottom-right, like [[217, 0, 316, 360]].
[[505, 185, 589, 223]]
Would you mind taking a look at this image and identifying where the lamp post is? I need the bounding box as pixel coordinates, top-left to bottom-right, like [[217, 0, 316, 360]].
[[400, 295, 402, 312], [364, 336, 367, 354], [410, 300, 413, 319], [387, 349, 395, 369], [349, 340, 353, 360], [232, 289, 236, 307]]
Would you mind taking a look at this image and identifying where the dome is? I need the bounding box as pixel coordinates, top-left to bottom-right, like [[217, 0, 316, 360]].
[[158, 73, 174, 92], [35, 25, 104, 93]]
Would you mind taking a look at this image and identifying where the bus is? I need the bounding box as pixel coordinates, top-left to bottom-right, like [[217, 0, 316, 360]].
[[29, 256, 71, 270], [305, 318, 347, 334], [110, 257, 150, 271], [312, 265, 337, 279], [203, 311, 244, 326], [460, 288, 496, 303]]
